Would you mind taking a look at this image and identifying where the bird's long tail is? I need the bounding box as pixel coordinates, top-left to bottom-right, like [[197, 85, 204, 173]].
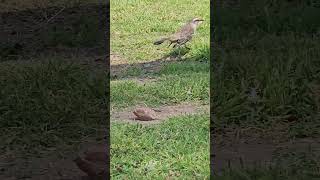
[[153, 37, 169, 45]]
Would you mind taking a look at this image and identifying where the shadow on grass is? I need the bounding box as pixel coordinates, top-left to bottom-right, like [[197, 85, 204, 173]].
[[110, 44, 209, 79]]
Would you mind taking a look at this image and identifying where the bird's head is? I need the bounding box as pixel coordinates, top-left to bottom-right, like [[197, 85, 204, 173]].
[[191, 17, 204, 26]]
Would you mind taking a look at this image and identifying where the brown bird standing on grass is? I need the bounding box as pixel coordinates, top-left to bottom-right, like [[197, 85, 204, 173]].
[[154, 17, 204, 50]]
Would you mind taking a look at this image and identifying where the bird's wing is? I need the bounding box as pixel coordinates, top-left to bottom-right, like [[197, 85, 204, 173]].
[[178, 22, 194, 34]]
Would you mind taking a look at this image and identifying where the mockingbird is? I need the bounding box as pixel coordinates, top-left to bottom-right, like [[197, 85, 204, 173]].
[[154, 17, 204, 49]]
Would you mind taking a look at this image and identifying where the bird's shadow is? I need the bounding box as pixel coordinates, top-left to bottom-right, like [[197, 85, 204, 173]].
[[167, 47, 191, 59]]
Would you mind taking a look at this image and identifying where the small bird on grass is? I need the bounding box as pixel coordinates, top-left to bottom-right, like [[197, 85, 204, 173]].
[[154, 17, 204, 58]]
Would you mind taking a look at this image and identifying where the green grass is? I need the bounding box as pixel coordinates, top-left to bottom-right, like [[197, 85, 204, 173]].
[[213, 34, 320, 132], [214, 1, 320, 41], [211, 1, 320, 177], [110, 0, 210, 178], [0, 1, 106, 60], [111, 114, 210, 179], [110, 0, 210, 63], [213, 3, 320, 139], [0, 60, 107, 153], [214, 149, 320, 179], [111, 61, 209, 109], [213, 167, 320, 180], [42, 15, 103, 48], [158, 60, 210, 75], [111, 59, 210, 80], [0, 0, 103, 12]]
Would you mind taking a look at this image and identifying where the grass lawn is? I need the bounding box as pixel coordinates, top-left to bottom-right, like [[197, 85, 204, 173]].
[[0, 0, 102, 12], [111, 114, 209, 179], [110, 0, 210, 63], [1, 0, 319, 178], [0, 60, 107, 153], [212, 2, 320, 178], [111, 61, 209, 109], [0, 2, 109, 178], [213, 2, 320, 139], [110, 0, 210, 178]]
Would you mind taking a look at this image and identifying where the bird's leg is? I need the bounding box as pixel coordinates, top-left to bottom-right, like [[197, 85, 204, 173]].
[[173, 43, 177, 48], [177, 45, 183, 60], [182, 43, 190, 50], [172, 43, 182, 60]]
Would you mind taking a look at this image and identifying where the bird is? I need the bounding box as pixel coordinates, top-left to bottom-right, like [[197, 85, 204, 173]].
[[154, 17, 204, 49], [132, 107, 158, 121], [73, 145, 109, 179]]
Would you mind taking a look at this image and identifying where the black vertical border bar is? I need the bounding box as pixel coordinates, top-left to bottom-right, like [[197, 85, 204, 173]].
[[105, 0, 111, 178], [210, 0, 215, 178]]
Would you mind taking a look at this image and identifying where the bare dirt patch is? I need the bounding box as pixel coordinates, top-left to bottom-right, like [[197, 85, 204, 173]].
[[110, 52, 128, 66], [111, 102, 209, 125]]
